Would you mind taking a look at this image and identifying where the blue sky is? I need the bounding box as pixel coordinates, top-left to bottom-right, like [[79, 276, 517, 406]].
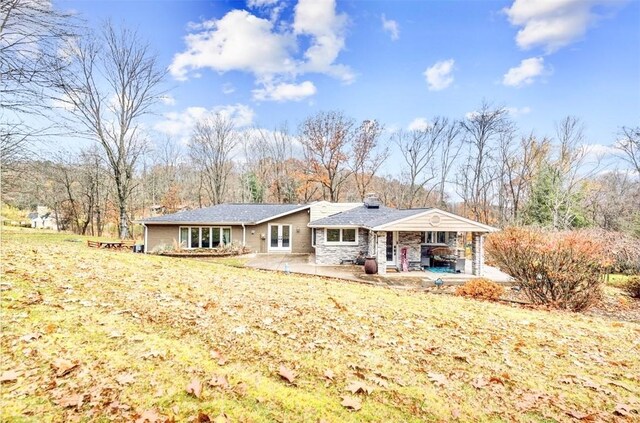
[[58, 0, 639, 158]]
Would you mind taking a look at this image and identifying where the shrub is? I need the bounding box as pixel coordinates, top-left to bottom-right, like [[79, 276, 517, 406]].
[[455, 278, 505, 301], [486, 227, 608, 311], [579, 229, 640, 275], [622, 276, 640, 299]]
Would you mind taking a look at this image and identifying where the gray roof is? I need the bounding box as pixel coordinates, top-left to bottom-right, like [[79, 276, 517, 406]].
[[309, 205, 429, 228], [141, 203, 309, 225]]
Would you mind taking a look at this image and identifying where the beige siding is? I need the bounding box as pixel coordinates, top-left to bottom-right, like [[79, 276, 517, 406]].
[[145, 208, 312, 254], [309, 201, 362, 222], [377, 211, 494, 233], [146, 225, 179, 252], [247, 208, 313, 253], [146, 224, 244, 252]]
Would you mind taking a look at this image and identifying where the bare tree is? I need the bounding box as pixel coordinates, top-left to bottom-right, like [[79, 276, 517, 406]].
[[1, 0, 77, 196], [1, 0, 75, 112], [350, 120, 388, 201], [617, 126, 640, 175], [434, 118, 462, 207], [299, 111, 355, 202], [189, 113, 239, 205], [457, 102, 514, 223], [54, 22, 165, 238], [395, 117, 455, 208], [498, 133, 550, 224]]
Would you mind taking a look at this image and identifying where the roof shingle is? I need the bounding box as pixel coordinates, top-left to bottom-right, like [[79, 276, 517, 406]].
[[140, 203, 309, 224]]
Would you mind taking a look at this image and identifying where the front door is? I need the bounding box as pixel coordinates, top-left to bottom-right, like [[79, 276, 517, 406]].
[[386, 231, 397, 266], [268, 224, 292, 252]]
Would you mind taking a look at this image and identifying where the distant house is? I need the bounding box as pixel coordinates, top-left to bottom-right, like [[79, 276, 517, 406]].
[[29, 206, 59, 230], [139, 197, 497, 276]]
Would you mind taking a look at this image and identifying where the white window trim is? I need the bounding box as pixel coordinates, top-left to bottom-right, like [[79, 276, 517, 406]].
[[324, 228, 359, 246], [311, 228, 317, 248], [179, 226, 232, 249]]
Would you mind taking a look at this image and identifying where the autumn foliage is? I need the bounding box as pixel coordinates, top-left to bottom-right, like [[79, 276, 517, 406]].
[[455, 278, 505, 301], [622, 276, 640, 299], [486, 227, 609, 311]]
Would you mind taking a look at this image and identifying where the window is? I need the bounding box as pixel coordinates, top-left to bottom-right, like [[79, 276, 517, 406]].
[[326, 228, 340, 242], [421, 231, 458, 244], [342, 228, 356, 243], [179, 226, 232, 249], [190, 228, 200, 248], [325, 228, 358, 245], [311, 228, 317, 247]]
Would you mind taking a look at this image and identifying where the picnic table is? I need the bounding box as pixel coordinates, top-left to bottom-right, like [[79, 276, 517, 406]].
[[87, 240, 135, 249]]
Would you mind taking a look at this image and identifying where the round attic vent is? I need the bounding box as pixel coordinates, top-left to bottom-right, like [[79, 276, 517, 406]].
[[430, 214, 441, 226]]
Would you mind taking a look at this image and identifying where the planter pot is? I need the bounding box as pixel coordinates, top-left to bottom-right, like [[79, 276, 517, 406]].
[[364, 257, 378, 274]]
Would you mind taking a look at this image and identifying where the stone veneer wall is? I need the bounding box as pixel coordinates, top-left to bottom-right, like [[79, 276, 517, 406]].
[[397, 232, 422, 263], [315, 228, 369, 265], [471, 232, 485, 276], [376, 231, 387, 275]]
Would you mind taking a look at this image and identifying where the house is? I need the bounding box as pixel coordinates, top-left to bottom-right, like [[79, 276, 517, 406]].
[[29, 206, 59, 230], [139, 197, 497, 276], [140, 203, 317, 254]]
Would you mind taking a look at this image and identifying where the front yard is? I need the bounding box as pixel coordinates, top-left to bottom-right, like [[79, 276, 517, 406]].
[[1, 229, 639, 421]]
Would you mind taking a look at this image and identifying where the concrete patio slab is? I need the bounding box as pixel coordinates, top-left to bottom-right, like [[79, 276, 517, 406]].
[[243, 254, 514, 287]]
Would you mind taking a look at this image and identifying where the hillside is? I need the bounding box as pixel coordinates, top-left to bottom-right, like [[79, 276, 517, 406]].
[[1, 229, 639, 422]]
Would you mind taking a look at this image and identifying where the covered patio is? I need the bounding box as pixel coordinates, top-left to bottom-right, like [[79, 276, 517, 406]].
[[366, 208, 498, 276]]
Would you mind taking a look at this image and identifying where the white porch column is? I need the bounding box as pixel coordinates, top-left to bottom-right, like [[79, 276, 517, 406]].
[[471, 232, 485, 276], [376, 231, 387, 275]]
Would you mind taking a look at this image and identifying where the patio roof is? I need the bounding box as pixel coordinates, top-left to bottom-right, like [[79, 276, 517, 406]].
[[309, 205, 498, 233]]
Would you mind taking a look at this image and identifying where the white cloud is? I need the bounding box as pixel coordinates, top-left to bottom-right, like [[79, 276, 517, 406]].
[[247, 0, 279, 7], [424, 59, 455, 91], [381, 14, 399, 41], [252, 80, 317, 102], [503, 0, 623, 53], [154, 104, 255, 142], [169, 10, 296, 81], [170, 0, 353, 101], [293, 0, 354, 83], [503, 57, 547, 87], [222, 83, 235, 94], [408, 117, 431, 131], [159, 95, 176, 106], [505, 106, 532, 117]]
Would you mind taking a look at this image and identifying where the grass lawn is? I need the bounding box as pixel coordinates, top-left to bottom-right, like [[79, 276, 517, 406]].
[[1, 229, 639, 422]]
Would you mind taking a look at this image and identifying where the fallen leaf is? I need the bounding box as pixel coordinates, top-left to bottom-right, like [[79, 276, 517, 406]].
[[213, 414, 230, 423], [56, 394, 84, 409], [140, 350, 165, 360], [564, 409, 595, 420], [196, 411, 210, 422], [52, 358, 78, 377], [116, 373, 136, 385], [208, 374, 229, 389], [341, 395, 362, 411], [345, 380, 373, 395], [186, 378, 203, 399], [427, 372, 448, 387], [278, 365, 296, 384], [0, 370, 20, 384], [472, 375, 488, 389], [614, 403, 635, 416], [233, 381, 248, 396], [135, 409, 165, 423], [20, 333, 41, 342], [324, 369, 335, 381]]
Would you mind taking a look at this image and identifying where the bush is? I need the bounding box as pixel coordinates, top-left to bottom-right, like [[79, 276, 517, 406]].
[[455, 278, 505, 301], [622, 276, 640, 299], [579, 229, 640, 275], [486, 227, 608, 311]]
